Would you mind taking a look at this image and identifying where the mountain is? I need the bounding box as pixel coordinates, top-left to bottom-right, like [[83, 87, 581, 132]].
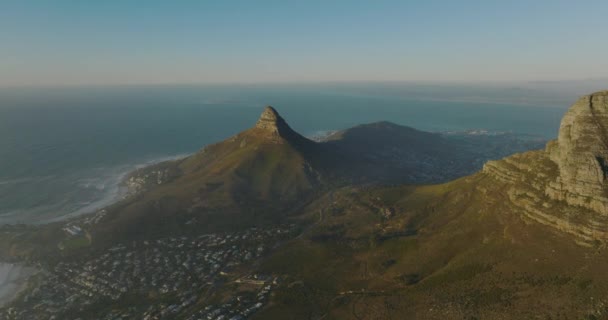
[[90, 106, 329, 243], [103, 109, 545, 244], [0, 106, 546, 256], [95, 108, 453, 243], [170, 105, 322, 206], [483, 90, 608, 244], [322, 121, 458, 184], [253, 91, 608, 319], [323, 121, 546, 184], [0, 103, 564, 319]]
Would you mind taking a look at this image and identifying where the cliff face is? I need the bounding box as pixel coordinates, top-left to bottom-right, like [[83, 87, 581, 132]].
[[546, 92, 608, 213], [483, 91, 608, 245]]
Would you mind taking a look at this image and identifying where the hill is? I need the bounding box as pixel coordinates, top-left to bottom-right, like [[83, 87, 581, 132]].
[[251, 91, 608, 319], [91, 106, 329, 243], [322, 121, 457, 184], [0, 102, 570, 319], [95, 107, 545, 245], [323, 121, 545, 184]]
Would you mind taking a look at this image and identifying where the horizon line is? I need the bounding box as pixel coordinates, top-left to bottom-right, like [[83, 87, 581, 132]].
[[2, 77, 607, 90]]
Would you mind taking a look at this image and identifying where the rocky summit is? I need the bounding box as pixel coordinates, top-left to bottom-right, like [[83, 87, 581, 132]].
[[484, 91, 608, 244], [252, 106, 311, 145], [255, 106, 284, 131]]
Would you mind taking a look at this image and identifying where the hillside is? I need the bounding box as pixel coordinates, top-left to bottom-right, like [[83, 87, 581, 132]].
[[254, 174, 608, 319], [322, 121, 457, 184], [251, 91, 608, 319], [90, 106, 328, 244], [98, 107, 544, 245], [0, 99, 591, 320], [0, 105, 544, 262], [323, 121, 545, 184]]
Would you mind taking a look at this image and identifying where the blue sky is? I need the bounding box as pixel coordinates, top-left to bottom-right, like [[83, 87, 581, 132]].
[[1, 0, 607, 86]]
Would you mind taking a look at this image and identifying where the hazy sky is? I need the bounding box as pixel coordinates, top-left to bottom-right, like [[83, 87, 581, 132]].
[[1, 1, 607, 87]]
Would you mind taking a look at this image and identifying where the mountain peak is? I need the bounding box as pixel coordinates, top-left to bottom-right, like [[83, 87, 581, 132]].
[[255, 106, 285, 131], [251, 106, 313, 147]]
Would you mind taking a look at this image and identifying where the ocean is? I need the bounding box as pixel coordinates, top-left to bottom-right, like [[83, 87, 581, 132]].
[[0, 83, 578, 225]]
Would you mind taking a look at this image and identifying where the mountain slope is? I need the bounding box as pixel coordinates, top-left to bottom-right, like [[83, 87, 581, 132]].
[[0, 105, 547, 256], [322, 121, 545, 184], [256, 173, 608, 319], [89, 106, 327, 243], [252, 92, 608, 319], [322, 121, 458, 184], [172, 106, 322, 206], [2, 95, 605, 319]]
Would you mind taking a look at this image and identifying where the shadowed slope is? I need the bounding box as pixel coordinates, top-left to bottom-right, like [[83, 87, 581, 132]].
[[322, 122, 458, 183]]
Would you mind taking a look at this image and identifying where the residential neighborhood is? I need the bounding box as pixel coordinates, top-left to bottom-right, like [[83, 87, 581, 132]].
[[0, 225, 295, 319]]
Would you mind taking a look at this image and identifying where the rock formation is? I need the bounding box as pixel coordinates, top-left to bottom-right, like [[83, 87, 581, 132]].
[[255, 106, 285, 131], [546, 91, 608, 213], [253, 106, 311, 145], [483, 91, 608, 244]]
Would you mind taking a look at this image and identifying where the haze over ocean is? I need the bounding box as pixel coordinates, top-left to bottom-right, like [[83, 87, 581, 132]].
[[2, 1, 607, 225], [0, 82, 598, 224]]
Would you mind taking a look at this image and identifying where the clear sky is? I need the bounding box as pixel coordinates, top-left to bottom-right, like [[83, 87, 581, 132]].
[[1, 0, 607, 87]]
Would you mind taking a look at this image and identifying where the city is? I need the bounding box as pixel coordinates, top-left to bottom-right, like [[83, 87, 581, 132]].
[[1, 225, 296, 319]]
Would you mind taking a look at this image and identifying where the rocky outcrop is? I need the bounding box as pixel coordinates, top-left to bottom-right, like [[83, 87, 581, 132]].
[[255, 106, 285, 132], [546, 91, 608, 213], [482, 91, 608, 244], [252, 106, 314, 147]]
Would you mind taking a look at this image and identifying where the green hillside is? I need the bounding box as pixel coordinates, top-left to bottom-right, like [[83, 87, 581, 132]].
[[255, 173, 608, 319]]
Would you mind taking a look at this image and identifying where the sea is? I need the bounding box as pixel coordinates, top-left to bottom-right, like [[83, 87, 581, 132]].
[[0, 82, 602, 225]]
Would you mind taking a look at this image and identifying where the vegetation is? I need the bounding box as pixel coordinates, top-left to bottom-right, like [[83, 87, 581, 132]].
[[1, 106, 605, 319]]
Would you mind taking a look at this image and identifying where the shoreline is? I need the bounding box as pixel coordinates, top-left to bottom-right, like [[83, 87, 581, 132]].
[[0, 263, 37, 308], [40, 153, 190, 225], [0, 153, 190, 226]]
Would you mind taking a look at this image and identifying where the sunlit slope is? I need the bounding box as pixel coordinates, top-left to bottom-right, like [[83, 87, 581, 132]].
[[254, 91, 608, 319], [90, 107, 325, 242], [256, 173, 608, 319]]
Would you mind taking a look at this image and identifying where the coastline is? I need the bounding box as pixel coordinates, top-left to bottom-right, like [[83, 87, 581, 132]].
[[40, 153, 190, 225], [0, 153, 190, 226], [0, 263, 37, 308]]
